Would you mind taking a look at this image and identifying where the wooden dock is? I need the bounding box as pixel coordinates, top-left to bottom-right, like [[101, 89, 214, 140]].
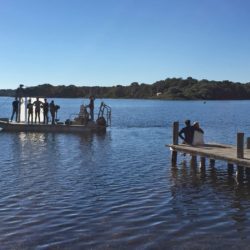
[[167, 121, 250, 169], [167, 143, 250, 167]]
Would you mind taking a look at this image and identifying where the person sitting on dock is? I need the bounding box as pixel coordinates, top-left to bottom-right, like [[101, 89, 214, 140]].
[[33, 97, 43, 123], [192, 121, 204, 146], [10, 97, 19, 122], [178, 119, 194, 145], [27, 99, 33, 124]]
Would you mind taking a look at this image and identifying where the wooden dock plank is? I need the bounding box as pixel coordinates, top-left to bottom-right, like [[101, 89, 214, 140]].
[[167, 143, 250, 167]]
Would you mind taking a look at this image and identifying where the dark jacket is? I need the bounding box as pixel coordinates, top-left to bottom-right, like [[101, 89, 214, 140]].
[[178, 125, 195, 144]]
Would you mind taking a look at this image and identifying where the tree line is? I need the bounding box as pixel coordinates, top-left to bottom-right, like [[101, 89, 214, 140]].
[[1, 77, 250, 100]]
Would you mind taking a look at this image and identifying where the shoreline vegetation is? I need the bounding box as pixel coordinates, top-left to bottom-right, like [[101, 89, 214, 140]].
[[1, 77, 250, 100]]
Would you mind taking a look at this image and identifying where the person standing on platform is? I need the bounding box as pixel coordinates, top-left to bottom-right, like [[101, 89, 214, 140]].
[[15, 84, 24, 122], [88, 96, 95, 121], [10, 97, 19, 122], [27, 99, 33, 124], [33, 97, 43, 123], [49, 100, 56, 125], [43, 98, 49, 124]]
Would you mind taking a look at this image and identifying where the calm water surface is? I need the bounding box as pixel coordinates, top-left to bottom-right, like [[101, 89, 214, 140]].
[[1, 97, 250, 249]]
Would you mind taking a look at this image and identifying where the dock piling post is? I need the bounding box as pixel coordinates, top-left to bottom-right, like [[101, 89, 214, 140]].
[[191, 155, 197, 167], [243, 136, 249, 180], [173, 121, 179, 145], [200, 157, 206, 168], [236, 165, 244, 182], [227, 163, 234, 175], [210, 159, 215, 167], [247, 137, 250, 149], [171, 121, 179, 164], [237, 132, 244, 158], [245, 167, 250, 179]]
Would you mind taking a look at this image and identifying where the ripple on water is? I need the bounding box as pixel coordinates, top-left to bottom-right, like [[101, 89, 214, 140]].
[[1, 100, 250, 249]]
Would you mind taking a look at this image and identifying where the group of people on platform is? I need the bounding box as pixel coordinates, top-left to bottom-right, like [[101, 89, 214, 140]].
[[10, 95, 95, 125], [178, 119, 205, 146], [27, 98, 59, 124], [11, 97, 60, 124]]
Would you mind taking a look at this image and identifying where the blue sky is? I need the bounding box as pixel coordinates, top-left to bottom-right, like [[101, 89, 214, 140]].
[[0, 0, 250, 89]]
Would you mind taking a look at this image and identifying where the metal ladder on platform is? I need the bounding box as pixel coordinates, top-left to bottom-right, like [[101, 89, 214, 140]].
[[98, 102, 111, 126]]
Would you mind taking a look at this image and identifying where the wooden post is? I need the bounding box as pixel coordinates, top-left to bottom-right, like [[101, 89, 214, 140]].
[[210, 159, 215, 167], [171, 121, 179, 164], [227, 163, 234, 175], [200, 156, 206, 168], [191, 155, 197, 167], [236, 165, 244, 182], [237, 132, 244, 158], [247, 137, 250, 149], [173, 121, 179, 145], [245, 167, 250, 179]]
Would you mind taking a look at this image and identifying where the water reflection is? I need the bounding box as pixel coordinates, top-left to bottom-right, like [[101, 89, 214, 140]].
[[169, 158, 250, 247], [2, 132, 112, 201], [0, 131, 114, 248], [171, 159, 250, 211], [14, 131, 107, 159], [173, 157, 250, 191], [19, 131, 55, 142]]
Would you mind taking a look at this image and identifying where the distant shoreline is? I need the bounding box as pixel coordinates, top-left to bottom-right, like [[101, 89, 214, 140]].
[[1, 77, 250, 100]]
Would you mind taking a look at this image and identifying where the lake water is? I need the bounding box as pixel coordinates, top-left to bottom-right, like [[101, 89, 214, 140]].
[[1, 97, 250, 249]]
